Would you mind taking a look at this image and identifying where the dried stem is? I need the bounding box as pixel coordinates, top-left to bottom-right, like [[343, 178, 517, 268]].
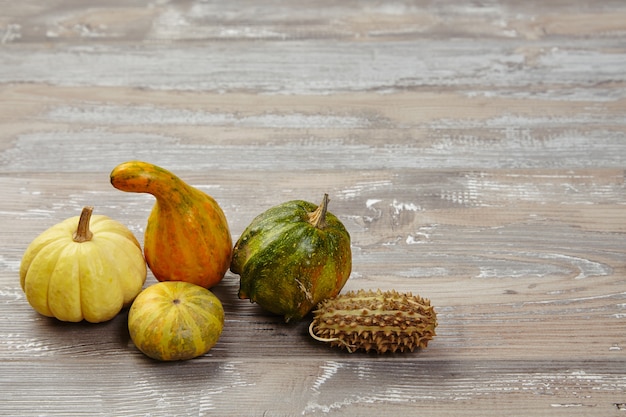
[[73, 206, 94, 243], [308, 193, 329, 229]]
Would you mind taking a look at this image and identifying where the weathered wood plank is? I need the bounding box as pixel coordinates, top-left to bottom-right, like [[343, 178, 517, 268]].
[[1, 40, 624, 98], [1, 85, 625, 172], [2, 355, 625, 416], [1, 0, 626, 416], [4, 0, 626, 43]]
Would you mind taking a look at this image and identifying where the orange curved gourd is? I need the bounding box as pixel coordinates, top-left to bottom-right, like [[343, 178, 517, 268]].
[[110, 161, 232, 289]]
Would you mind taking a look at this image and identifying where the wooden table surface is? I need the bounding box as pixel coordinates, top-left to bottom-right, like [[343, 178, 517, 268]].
[[1, 1, 625, 416]]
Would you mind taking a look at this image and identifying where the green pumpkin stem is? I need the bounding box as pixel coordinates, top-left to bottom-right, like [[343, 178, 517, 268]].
[[73, 206, 94, 243], [308, 193, 329, 229]]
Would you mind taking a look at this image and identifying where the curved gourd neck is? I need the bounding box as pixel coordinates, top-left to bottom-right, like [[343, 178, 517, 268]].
[[110, 161, 193, 205]]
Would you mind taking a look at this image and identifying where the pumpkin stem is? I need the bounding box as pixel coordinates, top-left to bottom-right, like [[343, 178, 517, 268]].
[[308, 193, 329, 229], [73, 206, 94, 243]]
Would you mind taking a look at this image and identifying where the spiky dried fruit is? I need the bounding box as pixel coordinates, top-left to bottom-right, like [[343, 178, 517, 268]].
[[309, 289, 437, 354]]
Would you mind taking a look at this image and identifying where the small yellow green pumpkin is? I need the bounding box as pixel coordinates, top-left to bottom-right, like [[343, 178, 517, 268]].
[[128, 281, 225, 361]]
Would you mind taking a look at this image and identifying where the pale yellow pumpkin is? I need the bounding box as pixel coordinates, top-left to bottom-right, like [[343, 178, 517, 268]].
[[20, 206, 147, 323]]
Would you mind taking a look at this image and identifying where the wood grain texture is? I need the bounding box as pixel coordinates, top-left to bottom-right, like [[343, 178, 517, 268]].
[[1, 1, 625, 416]]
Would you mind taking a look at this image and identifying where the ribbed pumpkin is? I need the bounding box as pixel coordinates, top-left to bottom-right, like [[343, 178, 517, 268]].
[[128, 281, 224, 361], [20, 206, 147, 323], [231, 194, 351, 322], [110, 161, 232, 289]]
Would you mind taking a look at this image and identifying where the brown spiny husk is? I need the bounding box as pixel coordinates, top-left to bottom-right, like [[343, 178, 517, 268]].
[[309, 289, 437, 354]]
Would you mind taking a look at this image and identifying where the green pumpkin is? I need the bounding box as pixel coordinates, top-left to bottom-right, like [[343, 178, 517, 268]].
[[231, 194, 352, 322]]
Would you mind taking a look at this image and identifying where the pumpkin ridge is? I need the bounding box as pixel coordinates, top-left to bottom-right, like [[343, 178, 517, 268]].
[[159, 300, 206, 360], [134, 300, 165, 329], [186, 206, 219, 277], [79, 243, 124, 323], [20, 232, 69, 287], [155, 279, 177, 299], [26, 243, 66, 316], [244, 200, 314, 232], [237, 222, 311, 300], [94, 219, 142, 248], [50, 244, 83, 321], [241, 222, 306, 265], [146, 207, 188, 281], [132, 300, 170, 355], [185, 294, 223, 325], [94, 236, 146, 305], [176, 303, 208, 357], [177, 212, 213, 281]]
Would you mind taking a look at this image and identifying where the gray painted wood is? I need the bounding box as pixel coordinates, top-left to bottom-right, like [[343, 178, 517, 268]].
[[1, 1, 625, 416]]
